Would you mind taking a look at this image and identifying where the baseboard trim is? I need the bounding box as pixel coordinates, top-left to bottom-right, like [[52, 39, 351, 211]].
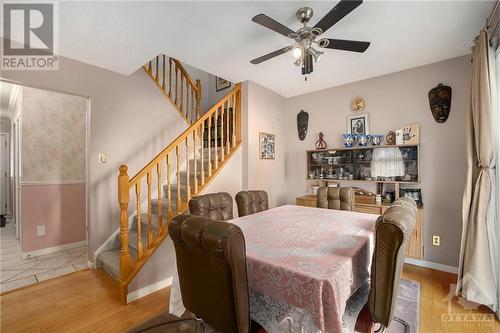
[[405, 257, 458, 274], [22, 240, 88, 259], [127, 276, 173, 304]]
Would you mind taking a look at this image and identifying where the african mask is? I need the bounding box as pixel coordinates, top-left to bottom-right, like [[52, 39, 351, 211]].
[[297, 110, 309, 141], [428, 83, 452, 123]]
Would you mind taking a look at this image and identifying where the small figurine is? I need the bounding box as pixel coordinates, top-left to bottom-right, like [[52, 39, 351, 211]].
[[315, 132, 327, 149]]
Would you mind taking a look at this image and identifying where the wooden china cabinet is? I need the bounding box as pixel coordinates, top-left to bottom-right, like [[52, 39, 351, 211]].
[[296, 144, 423, 259]]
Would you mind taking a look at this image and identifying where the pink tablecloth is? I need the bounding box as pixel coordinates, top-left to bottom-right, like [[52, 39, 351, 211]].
[[231, 205, 376, 333]]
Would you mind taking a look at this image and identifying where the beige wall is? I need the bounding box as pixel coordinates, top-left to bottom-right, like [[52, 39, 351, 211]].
[[21, 86, 86, 181], [284, 56, 470, 267], [243, 81, 287, 208], [1, 53, 188, 257]]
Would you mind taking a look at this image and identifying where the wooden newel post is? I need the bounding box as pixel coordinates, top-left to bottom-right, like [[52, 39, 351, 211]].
[[235, 84, 242, 143], [118, 165, 131, 303], [196, 79, 202, 119]]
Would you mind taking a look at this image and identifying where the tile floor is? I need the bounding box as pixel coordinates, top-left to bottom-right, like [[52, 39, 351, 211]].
[[0, 218, 89, 293]]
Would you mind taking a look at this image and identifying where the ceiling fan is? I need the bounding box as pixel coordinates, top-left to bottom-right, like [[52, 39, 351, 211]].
[[250, 0, 370, 78]]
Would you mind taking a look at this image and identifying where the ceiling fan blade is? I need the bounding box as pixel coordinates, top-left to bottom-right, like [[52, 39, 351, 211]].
[[319, 38, 370, 53], [314, 0, 363, 35], [252, 14, 295, 38], [250, 46, 291, 64]]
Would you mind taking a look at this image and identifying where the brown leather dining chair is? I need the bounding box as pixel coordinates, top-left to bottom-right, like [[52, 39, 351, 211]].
[[188, 192, 233, 221], [235, 190, 269, 217], [126, 214, 257, 333], [317, 187, 355, 211], [355, 197, 417, 333]]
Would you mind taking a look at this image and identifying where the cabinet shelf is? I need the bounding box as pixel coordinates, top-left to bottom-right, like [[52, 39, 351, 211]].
[[306, 144, 420, 184]]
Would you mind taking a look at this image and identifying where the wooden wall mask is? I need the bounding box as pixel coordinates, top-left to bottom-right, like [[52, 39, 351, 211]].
[[428, 83, 452, 123], [297, 110, 309, 141]]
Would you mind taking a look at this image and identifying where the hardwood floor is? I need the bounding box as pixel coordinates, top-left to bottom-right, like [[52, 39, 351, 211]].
[[0, 264, 498, 333]]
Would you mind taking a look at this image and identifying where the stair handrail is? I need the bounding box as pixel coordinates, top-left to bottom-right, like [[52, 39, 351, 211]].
[[144, 55, 202, 122], [117, 83, 242, 302]]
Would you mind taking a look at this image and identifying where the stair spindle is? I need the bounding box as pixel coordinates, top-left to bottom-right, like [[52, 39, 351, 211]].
[[196, 79, 201, 119], [180, 76, 184, 114], [200, 121, 205, 186], [185, 138, 191, 202], [175, 65, 179, 106], [135, 182, 143, 259], [155, 56, 159, 83], [214, 109, 218, 169], [148, 61, 152, 73], [208, 115, 212, 177], [147, 172, 153, 246], [225, 99, 230, 155], [220, 106, 225, 162], [193, 128, 198, 193], [162, 55, 166, 91], [232, 93, 237, 148], [176, 145, 181, 214], [191, 86, 195, 123], [166, 153, 171, 220], [157, 163, 163, 233], [169, 58, 173, 98]]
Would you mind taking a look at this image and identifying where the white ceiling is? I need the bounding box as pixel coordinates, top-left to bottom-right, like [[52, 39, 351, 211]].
[[13, 1, 497, 97]]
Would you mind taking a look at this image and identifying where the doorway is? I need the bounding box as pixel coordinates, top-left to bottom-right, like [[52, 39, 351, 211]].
[[0, 81, 90, 293]]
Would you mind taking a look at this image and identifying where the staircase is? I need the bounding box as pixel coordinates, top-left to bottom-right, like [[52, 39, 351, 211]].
[[96, 55, 242, 303]]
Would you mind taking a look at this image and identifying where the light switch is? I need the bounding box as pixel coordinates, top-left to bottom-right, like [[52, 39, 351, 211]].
[[98, 153, 107, 163], [36, 225, 46, 237]]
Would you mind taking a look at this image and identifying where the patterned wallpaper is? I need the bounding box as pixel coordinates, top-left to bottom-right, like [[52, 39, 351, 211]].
[[22, 87, 87, 182]]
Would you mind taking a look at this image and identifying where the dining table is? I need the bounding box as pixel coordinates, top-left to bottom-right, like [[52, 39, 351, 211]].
[[169, 204, 378, 333]]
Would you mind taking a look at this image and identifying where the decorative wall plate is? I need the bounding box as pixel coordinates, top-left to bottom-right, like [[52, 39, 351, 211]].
[[351, 97, 365, 113]]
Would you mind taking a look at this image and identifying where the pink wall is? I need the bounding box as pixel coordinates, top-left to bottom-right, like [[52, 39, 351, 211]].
[[21, 184, 86, 252]]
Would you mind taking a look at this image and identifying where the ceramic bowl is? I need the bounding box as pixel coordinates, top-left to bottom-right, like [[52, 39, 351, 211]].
[[357, 134, 369, 146], [371, 135, 383, 146], [343, 134, 356, 148]]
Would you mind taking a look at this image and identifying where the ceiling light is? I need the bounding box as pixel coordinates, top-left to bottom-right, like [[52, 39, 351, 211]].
[[292, 45, 303, 58]]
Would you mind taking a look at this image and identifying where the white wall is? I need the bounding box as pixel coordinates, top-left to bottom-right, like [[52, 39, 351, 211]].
[[284, 56, 469, 267], [243, 81, 287, 208]]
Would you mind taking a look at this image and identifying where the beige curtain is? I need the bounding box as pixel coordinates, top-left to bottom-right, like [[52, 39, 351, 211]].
[[457, 29, 497, 313]]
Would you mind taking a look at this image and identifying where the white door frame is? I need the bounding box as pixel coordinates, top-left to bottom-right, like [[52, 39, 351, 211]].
[[12, 118, 21, 241], [0, 133, 9, 216]]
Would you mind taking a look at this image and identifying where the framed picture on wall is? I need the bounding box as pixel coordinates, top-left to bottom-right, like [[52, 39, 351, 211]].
[[215, 76, 231, 92], [346, 113, 370, 135], [259, 132, 275, 160]]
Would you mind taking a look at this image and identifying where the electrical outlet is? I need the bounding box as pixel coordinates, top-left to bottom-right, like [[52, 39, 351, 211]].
[[432, 235, 440, 246], [36, 225, 46, 237]]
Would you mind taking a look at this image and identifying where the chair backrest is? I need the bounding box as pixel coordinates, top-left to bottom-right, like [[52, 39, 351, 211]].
[[170, 214, 250, 333], [188, 192, 233, 221], [317, 187, 355, 211], [367, 197, 417, 328], [235, 190, 269, 217]]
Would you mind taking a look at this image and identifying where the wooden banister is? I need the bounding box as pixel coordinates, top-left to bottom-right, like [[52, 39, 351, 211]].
[[117, 83, 242, 302], [143, 55, 202, 125]]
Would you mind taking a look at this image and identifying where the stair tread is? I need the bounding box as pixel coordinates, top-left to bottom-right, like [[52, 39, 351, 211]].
[[97, 248, 136, 281]]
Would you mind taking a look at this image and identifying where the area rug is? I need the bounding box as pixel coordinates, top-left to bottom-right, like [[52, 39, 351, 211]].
[[343, 279, 420, 333]]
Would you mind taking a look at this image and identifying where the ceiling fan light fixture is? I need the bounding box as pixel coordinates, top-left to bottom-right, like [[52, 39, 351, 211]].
[[292, 45, 303, 58]]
